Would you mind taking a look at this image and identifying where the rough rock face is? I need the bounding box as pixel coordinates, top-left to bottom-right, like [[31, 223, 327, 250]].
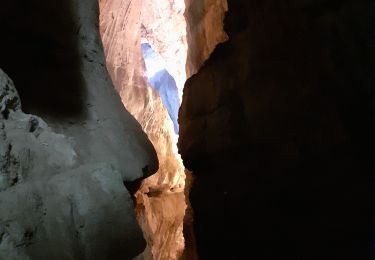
[[179, 0, 375, 259], [184, 0, 228, 76], [0, 71, 76, 192], [0, 0, 158, 258]]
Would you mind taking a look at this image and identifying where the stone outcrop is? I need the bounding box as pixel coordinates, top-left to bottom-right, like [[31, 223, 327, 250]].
[[0, 0, 159, 258], [179, 0, 375, 259]]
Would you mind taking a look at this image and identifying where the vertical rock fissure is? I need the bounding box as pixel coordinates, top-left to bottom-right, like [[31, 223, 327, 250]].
[[99, 0, 228, 258], [100, 0, 187, 259]]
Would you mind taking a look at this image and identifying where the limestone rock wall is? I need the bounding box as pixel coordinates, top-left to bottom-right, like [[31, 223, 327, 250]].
[[0, 0, 159, 258], [179, 0, 375, 259]]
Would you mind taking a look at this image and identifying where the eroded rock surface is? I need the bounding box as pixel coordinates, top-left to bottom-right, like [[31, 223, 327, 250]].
[[0, 68, 150, 259], [179, 1, 375, 259]]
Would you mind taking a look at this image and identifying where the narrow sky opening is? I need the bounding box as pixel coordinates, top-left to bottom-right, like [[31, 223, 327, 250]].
[[141, 40, 180, 134]]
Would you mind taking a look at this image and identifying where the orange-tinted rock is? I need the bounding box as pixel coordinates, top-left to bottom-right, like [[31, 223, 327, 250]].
[[99, 0, 187, 259]]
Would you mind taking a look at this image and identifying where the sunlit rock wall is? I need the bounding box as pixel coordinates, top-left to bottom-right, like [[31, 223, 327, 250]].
[[100, 0, 185, 199], [99, 0, 187, 259], [0, 0, 159, 258], [179, 0, 375, 259], [141, 0, 187, 100]]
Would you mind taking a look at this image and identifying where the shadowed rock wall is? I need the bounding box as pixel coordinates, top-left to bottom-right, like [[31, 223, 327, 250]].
[[0, 0, 158, 259], [179, 1, 375, 259]]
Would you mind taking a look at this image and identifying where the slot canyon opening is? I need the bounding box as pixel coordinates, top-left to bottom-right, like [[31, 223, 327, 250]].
[[99, 0, 228, 258], [141, 40, 180, 135], [0, 1, 371, 259]]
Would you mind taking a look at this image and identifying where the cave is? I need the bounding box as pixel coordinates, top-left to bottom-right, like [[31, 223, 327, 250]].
[[0, 0, 374, 260]]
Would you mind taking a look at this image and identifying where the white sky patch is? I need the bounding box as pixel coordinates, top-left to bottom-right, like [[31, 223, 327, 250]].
[[141, 39, 167, 79]]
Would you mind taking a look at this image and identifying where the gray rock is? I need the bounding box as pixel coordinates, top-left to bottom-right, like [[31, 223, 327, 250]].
[[0, 68, 148, 259], [0, 69, 21, 119], [0, 164, 144, 260], [0, 0, 160, 257], [0, 71, 77, 191]]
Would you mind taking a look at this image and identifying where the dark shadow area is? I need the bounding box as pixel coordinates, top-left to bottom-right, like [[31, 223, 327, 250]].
[[124, 179, 143, 207], [0, 0, 85, 118], [179, 0, 375, 259]]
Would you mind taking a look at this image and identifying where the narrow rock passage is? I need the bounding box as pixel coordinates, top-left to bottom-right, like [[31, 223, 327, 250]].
[[99, 0, 187, 258], [99, 0, 228, 258]]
